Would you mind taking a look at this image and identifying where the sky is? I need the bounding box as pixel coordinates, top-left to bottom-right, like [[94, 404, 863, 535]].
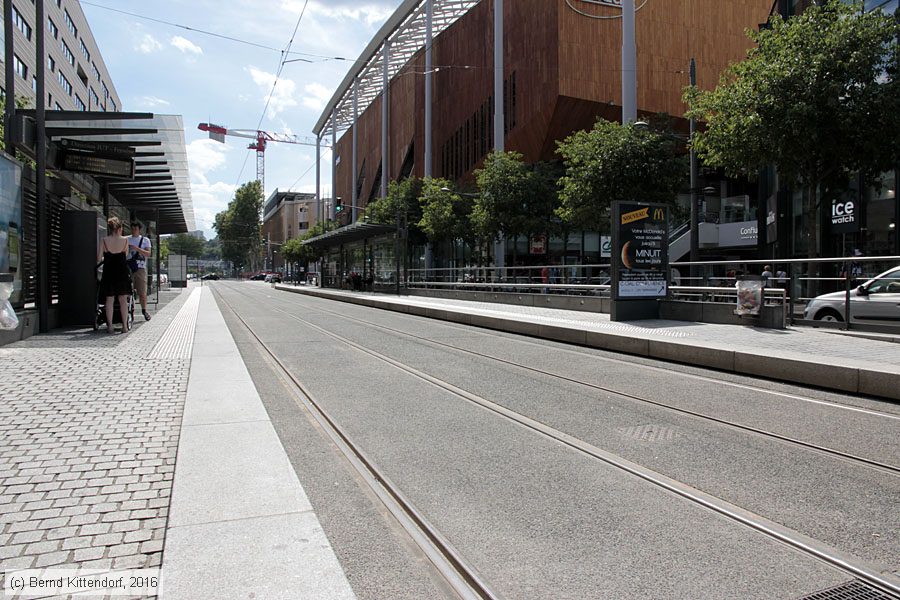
[[81, 0, 398, 238]]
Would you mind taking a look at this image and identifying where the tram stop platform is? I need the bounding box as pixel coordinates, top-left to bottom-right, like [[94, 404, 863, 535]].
[[275, 284, 900, 402], [0, 284, 355, 600]]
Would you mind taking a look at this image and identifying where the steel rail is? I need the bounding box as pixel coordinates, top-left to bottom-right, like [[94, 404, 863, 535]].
[[221, 282, 900, 599], [274, 285, 900, 422], [260, 288, 900, 477], [212, 285, 504, 600]]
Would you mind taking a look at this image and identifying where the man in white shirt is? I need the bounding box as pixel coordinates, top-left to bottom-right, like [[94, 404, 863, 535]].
[[128, 222, 152, 321]]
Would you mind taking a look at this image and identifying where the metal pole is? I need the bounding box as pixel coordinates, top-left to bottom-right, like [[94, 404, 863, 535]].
[[36, 0, 49, 332], [493, 0, 505, 152], [689, 58, 699, 281], [424, 0, 434, 178], [331, 110, 337, 221], [352, 79, 359, 224], [621, 0, 637, 123], [315, 134, 321, 224], [381, 39, 391, 199], [493, 0, 506, 270], [3, 0, 15, 155]]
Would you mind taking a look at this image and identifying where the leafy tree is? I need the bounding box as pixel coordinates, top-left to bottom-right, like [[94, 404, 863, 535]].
[[214, 180, 264, 271], [686, 0, 900, 259], [366, 178, 427, 245], [473, 151, 533, 246], [201, 237, 222, 261], [555, 119, 686, 233], [164, 233, 204, 257], [417, 178, 475, 255]]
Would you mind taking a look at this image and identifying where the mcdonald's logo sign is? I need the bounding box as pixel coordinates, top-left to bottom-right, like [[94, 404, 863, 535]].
[[653, 208, 666, 221]]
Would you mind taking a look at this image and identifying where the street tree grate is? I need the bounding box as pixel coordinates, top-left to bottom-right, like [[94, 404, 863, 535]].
[[797, 580, 895, 600]]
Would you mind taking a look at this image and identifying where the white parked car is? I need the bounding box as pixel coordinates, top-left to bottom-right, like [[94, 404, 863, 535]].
[[804, 266, 900, 323]]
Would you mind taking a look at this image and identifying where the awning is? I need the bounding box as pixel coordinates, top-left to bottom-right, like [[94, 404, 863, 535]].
[[302, 222, 396, 248], [20, 110, 195, 233]]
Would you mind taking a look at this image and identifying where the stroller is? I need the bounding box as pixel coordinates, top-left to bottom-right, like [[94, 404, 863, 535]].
[[93, 261, 135, 332]]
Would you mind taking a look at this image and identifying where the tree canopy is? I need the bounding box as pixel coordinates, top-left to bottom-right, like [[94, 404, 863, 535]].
[[473, 151, 536, 243], [686, 0, 899, 256], [214, 180, 264, 271], [417, 178, 474, 247], [163, 233, 204, 259], [555, 119, 686, 232]]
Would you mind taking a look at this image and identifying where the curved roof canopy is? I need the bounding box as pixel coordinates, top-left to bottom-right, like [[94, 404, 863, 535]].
[[314, 0, 482, 138]]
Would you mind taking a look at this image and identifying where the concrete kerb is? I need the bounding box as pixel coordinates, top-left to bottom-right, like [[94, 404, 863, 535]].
[[273, 285, 900, 401]]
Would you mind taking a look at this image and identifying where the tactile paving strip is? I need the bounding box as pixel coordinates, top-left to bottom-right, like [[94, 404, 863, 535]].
[[147, 288, 201, 360]]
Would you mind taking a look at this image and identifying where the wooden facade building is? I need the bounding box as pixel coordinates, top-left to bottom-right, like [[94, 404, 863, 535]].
[[329, 0, 773, 219]]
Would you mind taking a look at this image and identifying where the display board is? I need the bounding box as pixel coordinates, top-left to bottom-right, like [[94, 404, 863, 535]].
[[611, 202, 669, 300], [0, 153, 23, 306]]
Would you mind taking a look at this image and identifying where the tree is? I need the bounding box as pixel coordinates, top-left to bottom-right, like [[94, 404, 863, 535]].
[[686, 0, 900, 260], [366, 178, 427, 245], [214, 180, 264, 271], [473, 151, 536, 265], [555, 119, 687, 234], [164, 233, 204, 257], [417, 178, 475, 263]]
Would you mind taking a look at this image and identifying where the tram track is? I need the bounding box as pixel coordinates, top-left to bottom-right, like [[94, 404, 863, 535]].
[[247, 283, 900, 476], [213, 285, 503, 600], [215, 282, 900, 599]]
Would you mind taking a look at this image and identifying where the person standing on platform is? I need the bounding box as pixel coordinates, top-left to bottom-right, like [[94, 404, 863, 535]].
[[127, 222, 153, 321], [97, 217, 132, 333]]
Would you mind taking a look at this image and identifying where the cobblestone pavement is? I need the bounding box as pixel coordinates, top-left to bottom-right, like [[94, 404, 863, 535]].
[[297, 287, 900, 369], [0, 288, 198, 597]]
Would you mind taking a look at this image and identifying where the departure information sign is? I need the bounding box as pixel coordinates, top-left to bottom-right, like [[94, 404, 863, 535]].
[[62, 153, 135, 180], [611, 202, 669, 299]]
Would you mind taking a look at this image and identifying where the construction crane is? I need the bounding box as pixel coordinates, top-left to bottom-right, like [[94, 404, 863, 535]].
[[198, 123, 329, 191]]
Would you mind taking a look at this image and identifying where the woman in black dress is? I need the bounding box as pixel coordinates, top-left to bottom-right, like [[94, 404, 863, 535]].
[[97, 216, 133, 333]]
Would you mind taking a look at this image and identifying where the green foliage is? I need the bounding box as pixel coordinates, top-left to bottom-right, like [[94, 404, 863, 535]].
[[366, 178, 427, 245], [555, 120, 686, 232], [164, 233, 204, 258], [473, 151, 535, 242], [417, 178, 474, 246], [686, 0, 899, 256], [214, 180, 264, 270], [281, 220, 338, 265], [201, 237, 221, 261]]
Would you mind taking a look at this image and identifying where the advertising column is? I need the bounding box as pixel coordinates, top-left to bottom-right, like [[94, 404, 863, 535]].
[[611, 202, 669, 321]]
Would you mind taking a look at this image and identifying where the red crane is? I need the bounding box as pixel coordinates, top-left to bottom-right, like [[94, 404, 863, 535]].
[[198, 123, 327, 191]]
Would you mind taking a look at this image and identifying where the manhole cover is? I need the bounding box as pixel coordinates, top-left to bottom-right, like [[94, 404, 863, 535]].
[[617, 424, 677, 442], [797, 580, 894, 600]]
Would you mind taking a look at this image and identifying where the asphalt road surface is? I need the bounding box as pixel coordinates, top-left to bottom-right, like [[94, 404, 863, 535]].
[[212, 281, 900, 600]]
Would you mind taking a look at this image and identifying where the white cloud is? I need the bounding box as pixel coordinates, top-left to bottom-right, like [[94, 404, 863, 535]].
[[247, 66, 298, 118], [301, 82, 332, 112], [191, 180, 237, 236], [284, 1, 393, 27], [136, 34, 162, 54], [171, 36, 203, 55], [135, 95, 170, 108], [187, 139, 235, 236], [187, 139, 230, 183]]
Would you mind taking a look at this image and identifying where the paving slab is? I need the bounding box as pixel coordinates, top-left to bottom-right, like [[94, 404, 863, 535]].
[[276, 284, 900, 400], [160, 288, 355, 600]]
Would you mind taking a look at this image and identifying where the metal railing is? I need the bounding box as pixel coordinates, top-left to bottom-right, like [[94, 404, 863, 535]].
[[400, 255, 899, 331]]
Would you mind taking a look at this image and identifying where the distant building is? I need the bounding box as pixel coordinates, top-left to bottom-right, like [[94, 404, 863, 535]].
[[1, 0, 122, 112], [262, 189, 320, 271], [188, 230, 205, 240]]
